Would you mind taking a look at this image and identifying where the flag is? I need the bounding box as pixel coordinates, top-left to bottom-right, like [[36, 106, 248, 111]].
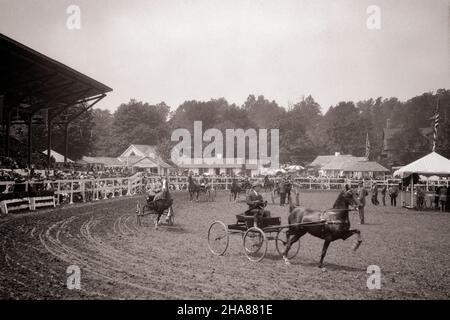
[[432, 97, 440, 152], [365, 133, 370, 160]]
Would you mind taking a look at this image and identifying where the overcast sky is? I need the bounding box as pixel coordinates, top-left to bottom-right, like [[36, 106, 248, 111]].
[[0, 0, 449, 113]]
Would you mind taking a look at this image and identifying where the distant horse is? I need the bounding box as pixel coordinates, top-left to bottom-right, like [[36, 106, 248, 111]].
[[230, 179, 243, 201], [282, 189, 362, 268], [263, 177, 275, 192], [188, 176, 201, 201], [188, 176, 214, 202], [229, 178, 252, 201]]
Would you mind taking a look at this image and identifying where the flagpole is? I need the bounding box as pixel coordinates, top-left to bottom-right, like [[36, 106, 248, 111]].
[[432, 94, 440, 152]]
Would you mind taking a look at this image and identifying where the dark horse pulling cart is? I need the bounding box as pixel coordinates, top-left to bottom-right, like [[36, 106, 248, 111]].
[[136, 195, 175, 228], [208, 212, 321, 262], [208, 189, 363, 267]]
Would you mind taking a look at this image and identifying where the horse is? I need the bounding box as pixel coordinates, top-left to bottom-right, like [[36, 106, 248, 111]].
[[282, 189, 363, 268], [188, 176, 214, 202], [149, 197, 173, 229], [188, 175, 201, 201], [229, 178, 252, 201], [263, 176, 275, 192], [144, 181, 174, 229], [230, 178, 243, 201]]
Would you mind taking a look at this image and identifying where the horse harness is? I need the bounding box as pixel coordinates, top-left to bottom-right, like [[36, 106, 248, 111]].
[[318, 209, 350, 225]]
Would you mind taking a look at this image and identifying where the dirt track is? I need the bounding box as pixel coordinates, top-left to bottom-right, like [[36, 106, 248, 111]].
[[0, 191, 449, 299]]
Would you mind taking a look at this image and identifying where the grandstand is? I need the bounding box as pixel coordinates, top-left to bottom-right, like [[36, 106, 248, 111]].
[[0, 33, 112, 169]]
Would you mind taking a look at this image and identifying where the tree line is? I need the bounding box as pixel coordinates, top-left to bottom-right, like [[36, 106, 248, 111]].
[[26, 89, 450, 168]]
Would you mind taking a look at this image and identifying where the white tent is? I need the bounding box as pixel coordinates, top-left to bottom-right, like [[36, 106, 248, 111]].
[[286, 165, 305, 172], [393, 152, 450, 178], [393, 152, 450, 208], [42, 150, 73, 163]]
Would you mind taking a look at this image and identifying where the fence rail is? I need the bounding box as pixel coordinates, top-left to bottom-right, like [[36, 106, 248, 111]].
[[1, 174, 449, 215], [0, 173, 144, 214], [151, 176, 450, 191]]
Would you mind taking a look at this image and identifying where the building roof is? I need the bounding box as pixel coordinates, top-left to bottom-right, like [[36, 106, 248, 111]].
[[133, 145, 157, 156], [338, 161, 389, 172], [118, 144, 171, 168], [309, 155, 366, 168], [310, 154, 388, 173], [130, 156, 172, 169], [80, 156, 124, 166]]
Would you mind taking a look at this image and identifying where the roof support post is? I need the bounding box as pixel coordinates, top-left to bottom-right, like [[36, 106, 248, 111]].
[[27, 114, 32, 169], [47, 110, 52, 169], [4, 108, 11, 157], [64, 122, 69, 163]]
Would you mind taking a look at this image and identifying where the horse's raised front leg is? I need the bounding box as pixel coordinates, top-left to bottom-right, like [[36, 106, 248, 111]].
[[342, 229, 363, 251], [319, 240, 331, 268]]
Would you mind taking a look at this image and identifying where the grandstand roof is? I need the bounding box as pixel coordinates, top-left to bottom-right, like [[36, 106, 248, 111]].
[[0, 33, 112, 118]]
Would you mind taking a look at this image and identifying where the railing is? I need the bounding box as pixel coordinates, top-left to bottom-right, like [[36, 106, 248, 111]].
[[0, 173, 144, 211], [1, 174, 448, 214], [146, 176, 449, 191]]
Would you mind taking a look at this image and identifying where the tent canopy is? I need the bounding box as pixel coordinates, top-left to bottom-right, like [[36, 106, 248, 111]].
[[42, 150, 73, 163], [393, 152, 450, 178]]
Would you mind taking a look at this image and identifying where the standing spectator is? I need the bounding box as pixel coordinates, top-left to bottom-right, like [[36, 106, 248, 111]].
[[285, 176, 292, 204], [278, 178, 286, 206], [357, 183, 368, 224], [381, 185, 387, 206], [416, 187, 425, 210], [371, 183, 379, 205], [439, 185, 447, 212], [435, 186, 441, 209], [389, 184, 399, 207]]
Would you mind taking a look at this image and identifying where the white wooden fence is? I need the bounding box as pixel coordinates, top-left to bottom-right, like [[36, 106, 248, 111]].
[[152, 176, 449, 191], [1, 173, 448, 215], [0, 173, 144, 215]]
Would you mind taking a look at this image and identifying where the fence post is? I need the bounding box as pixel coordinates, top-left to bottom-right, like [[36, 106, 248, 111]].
[[56, 181, 60, 205], [82, 181, 86, 202], [69, 181, 74, 204]]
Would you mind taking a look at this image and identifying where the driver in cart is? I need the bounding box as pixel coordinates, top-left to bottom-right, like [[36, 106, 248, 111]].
[[245, 182, 271, 227]]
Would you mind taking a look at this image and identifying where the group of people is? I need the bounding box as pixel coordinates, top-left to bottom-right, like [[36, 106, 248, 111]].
[[270, 175, 293, 206], [370, 183, 400, 207], [415, 185, 448, 212], [348, 183, 400, 225]]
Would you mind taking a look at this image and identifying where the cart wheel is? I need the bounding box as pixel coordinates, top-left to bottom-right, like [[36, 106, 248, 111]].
[[167, 206, 175, 226], [208, 221, 229, 256], [275, 229, 300, 259], [243, 227, 267, 262]]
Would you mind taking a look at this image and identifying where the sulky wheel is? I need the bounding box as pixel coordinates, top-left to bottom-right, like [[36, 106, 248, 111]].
[[243, 227, 267, 262], [207, 221, 229, 256], [275, 229, 300, 259]]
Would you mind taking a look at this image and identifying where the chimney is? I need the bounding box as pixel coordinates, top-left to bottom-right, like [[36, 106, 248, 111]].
[[386, 118, 392, 129]]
